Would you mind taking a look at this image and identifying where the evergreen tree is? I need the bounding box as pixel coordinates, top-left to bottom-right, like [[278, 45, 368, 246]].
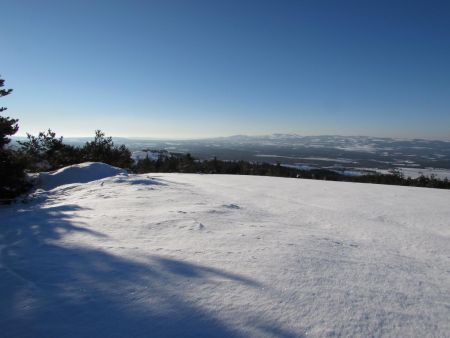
[[19, 129, 82, 171], [0, 77, 18, 147], [82, 130, 133, 168], [0, 76, 29, 202]]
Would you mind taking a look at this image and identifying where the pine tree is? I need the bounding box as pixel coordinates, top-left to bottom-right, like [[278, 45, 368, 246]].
[[18, 129, 81, 171], [82, 130, 133, 168], [0, 77, 18, 148], [0, 76, 29, 202]]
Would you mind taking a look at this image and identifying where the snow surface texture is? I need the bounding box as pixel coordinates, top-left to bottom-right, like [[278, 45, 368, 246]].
[[1, 162, 450, 337]]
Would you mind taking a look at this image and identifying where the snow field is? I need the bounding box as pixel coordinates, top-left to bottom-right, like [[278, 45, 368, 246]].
[[1, 163, 449, 337]]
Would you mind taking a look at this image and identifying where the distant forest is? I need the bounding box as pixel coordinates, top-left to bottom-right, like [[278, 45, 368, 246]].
[[134, 152, 450, 189]]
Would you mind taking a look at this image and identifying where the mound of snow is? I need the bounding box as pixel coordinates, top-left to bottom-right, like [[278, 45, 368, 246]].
[[37, 162, 126, 190]]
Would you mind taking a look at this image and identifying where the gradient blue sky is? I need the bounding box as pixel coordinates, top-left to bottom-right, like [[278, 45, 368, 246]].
[[1, 0, 450, 139]]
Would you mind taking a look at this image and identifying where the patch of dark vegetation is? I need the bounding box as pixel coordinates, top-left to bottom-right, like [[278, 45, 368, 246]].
[[0, 76, 30, 203]]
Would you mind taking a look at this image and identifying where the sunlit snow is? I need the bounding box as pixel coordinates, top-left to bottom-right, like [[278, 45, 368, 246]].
[[1, 163, 449, 337]]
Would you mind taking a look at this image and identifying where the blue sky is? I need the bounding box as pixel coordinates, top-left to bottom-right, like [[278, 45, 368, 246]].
[[1, 0, 450, 139]]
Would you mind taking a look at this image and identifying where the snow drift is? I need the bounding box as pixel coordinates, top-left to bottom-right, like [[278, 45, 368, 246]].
[[1, 164, 450, 337], [35, 162, 126, 190]]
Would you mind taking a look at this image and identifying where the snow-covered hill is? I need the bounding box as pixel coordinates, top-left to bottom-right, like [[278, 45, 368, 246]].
[[1, 163, 449, 337]]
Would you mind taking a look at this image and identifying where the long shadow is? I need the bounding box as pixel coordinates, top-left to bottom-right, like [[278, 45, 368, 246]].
[[0, 199, 301, 337]]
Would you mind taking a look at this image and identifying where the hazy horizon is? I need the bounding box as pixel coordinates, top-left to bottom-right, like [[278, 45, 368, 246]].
[[2, 0, 450, 141], [12, 131, 450, 143]]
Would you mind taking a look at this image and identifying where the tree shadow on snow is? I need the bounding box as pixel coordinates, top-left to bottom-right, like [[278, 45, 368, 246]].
[[0, 202, 301, 337]]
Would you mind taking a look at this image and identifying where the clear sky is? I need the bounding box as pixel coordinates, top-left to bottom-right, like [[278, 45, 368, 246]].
[[1, 0, 450, 140]]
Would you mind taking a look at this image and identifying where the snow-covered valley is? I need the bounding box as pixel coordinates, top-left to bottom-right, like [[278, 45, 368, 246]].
[[1, 163, 449, 337]]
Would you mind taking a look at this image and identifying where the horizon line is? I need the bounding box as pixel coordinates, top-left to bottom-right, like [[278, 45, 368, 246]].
[[12, 133, 450, 143]]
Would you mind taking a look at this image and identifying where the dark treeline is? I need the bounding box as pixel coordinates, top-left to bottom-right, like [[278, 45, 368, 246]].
[[134, 153, 450, 189], [18, 129, 133, 171]]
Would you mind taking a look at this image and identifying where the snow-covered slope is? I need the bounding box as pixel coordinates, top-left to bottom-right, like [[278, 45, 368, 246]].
[[1, 164, 449, 337], [35, 162, 126, 190]]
